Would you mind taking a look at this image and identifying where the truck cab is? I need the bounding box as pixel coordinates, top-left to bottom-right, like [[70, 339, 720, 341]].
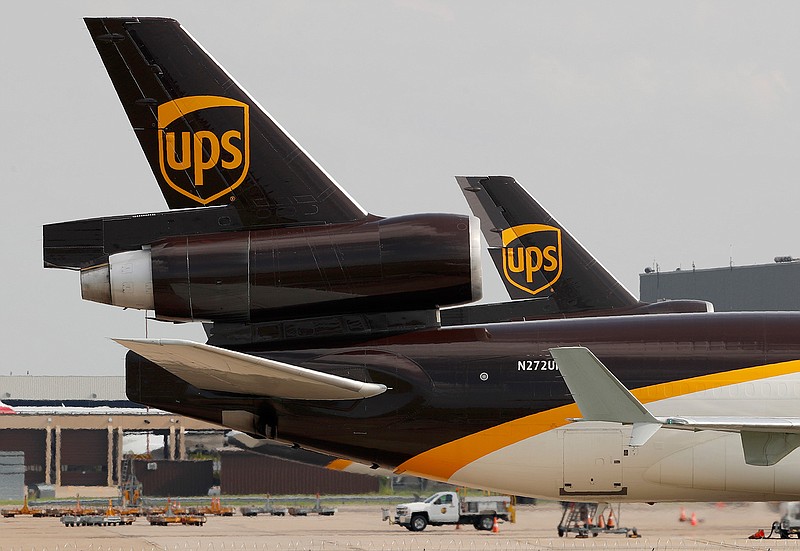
[[392, 491, 511, 532], [425, 492, 460, 524]]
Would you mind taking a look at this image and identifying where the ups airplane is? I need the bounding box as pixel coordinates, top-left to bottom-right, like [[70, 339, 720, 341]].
[[44, 17, 800, 502]]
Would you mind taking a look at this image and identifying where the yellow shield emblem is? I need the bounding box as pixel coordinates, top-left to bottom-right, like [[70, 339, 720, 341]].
[[501, 224, 563, 296], [158, 96, 250, 205]]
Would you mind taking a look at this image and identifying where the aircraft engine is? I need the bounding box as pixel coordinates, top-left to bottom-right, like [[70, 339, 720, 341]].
[[80, 213, 482, 322]]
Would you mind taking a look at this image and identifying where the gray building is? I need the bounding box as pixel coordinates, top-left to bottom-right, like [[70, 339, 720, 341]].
[[0, 451, 25, 500], [640, 258, 800, 311], [0, 375, 129, 407]]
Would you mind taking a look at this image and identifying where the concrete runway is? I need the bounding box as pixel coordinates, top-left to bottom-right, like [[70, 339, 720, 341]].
[[0, 502, 793, 550]]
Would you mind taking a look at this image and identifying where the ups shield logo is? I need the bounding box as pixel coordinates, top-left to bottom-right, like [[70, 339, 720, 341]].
[[158, 96, 250, 205], [501, 224, 562, 296]]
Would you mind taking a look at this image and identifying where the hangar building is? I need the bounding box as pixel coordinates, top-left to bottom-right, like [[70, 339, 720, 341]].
[[639, 257, 800, 311], [0, 375, 220, 495], [0, 375, 380, 497]]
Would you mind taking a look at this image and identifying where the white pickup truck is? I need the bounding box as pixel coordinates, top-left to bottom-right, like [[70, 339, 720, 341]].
[[390, 491, 512, 531]]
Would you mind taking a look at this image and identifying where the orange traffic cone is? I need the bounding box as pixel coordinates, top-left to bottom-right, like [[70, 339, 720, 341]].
[[491, 516, 499, 533], [690, 512, 698, 526], [597, 514, 605, 529], [607, 509, 616, 529], [679, 507, 687, 522]]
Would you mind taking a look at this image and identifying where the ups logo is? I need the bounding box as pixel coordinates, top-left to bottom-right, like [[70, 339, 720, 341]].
[[501, 224, 562, 296], [158, 96, 250, 205]]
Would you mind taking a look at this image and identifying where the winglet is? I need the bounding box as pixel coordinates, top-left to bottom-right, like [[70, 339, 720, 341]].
[[549, 346, 660, 446], [551, 346, 800, 463]]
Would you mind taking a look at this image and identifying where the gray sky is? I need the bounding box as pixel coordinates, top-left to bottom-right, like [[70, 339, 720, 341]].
[[3, 1, 800, 376]]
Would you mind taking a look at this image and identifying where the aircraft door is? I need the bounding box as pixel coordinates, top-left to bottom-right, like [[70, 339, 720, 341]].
[[561, 429, 625, 495]]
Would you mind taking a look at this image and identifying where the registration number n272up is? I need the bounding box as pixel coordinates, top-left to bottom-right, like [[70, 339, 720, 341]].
[[517, 359, 558, 371]]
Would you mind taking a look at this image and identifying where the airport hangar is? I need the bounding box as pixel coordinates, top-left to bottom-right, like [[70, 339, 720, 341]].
[[0, 376, 379, 498], [640, 256, 800, 311]]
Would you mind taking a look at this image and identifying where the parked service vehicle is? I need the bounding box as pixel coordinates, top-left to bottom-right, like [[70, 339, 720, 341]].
[[389, 491, 512, 531], [774, 502, 800, 538]]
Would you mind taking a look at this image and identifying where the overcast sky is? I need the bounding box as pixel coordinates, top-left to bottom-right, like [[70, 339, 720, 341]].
[[3, 1, 800, 376]]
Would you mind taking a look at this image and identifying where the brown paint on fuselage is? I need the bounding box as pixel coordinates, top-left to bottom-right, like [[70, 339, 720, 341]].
[[127, 311, 800, 470]]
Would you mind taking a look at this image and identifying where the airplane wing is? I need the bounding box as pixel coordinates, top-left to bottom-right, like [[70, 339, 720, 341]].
[[550, 346, 800, 466], [114, 339, 387, 400]]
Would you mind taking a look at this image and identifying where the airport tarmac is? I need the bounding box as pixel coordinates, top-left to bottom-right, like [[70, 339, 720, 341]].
[[0, 501, 793, 550]]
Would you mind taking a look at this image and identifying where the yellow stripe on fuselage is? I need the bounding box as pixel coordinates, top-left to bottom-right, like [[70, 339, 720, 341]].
[[326, 459, 353, 471], [394, 358, 800, 480]]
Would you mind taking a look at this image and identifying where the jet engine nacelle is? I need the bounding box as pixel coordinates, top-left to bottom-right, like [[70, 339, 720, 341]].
[[80, 213, 482, 322]]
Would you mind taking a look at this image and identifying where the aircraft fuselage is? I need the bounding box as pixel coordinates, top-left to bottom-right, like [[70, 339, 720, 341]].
[[128, 310, 800, 501]]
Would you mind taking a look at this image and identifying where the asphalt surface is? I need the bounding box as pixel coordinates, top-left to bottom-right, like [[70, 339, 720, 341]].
[[0, 501, 793, 550]]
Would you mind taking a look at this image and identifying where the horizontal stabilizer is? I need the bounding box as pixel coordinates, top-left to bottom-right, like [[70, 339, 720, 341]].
[[114, 338, 387, 400]]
